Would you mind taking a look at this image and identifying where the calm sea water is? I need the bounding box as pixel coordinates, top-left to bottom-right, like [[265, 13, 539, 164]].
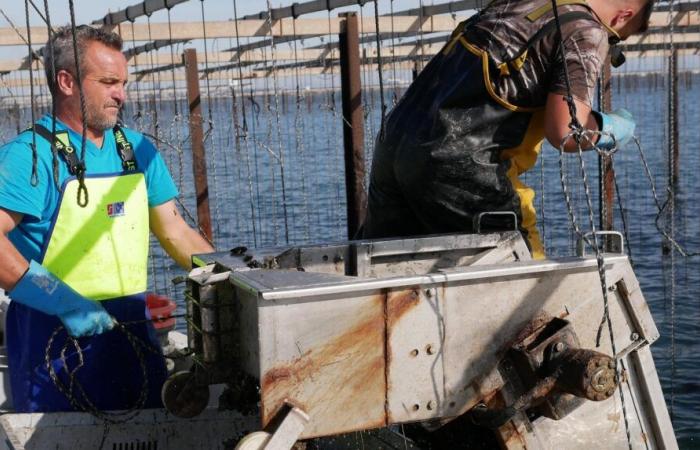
[[2, 71, 698, 446]]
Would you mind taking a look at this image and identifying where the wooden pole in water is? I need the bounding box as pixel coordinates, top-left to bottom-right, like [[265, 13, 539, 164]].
[[339, 12, 366, 239], [599, 58, 614, 233], [183, 48, 213, 242], [670, 49, 679, 186]]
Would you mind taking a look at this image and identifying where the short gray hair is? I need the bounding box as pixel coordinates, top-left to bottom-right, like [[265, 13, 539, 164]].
[[44, 26, 123, 96]]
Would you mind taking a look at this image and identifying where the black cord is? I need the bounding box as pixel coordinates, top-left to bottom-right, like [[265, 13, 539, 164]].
[[373, 0, 387, 141], [24, 0, 39, 187], [42, 0, 60, 190], [68, 0, 89, 207], [549, 0, 582, 131]]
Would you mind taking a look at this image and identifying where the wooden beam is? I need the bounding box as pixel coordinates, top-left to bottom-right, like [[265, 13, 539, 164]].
[[339, 12, 366, 239], [0, 15, 465, 46], [184, 48, 213, 242], [0, 6, 698, 46]]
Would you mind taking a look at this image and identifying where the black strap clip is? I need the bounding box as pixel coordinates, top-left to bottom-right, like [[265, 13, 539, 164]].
[[113, 125, 138, 172]]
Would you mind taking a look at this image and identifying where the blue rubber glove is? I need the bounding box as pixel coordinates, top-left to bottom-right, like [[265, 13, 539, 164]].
[[594, 108, 636, 150], [9, 261, 115, 337]]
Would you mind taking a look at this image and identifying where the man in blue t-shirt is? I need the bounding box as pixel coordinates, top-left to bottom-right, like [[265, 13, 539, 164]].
[[0, 26, 214, 412]]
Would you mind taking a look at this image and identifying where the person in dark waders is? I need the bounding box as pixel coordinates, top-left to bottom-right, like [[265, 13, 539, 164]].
[[0, 26, 214, 412], [361, 0, 654, 260]]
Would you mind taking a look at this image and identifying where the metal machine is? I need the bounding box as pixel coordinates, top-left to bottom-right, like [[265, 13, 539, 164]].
[[165, 231, 676, 449]]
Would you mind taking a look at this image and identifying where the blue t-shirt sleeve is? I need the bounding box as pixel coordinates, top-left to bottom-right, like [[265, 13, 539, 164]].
[[0, 138, 52, 220], [127, 130, 179, 207]]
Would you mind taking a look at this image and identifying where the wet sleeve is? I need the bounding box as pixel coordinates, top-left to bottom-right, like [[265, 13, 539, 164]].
[[549, 23, 609, 106], [130, 132, 179, 207], [0, 139, 51, 220]]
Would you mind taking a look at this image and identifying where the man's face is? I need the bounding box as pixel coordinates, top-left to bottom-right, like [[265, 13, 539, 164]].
[[79, 41, 128, 131]]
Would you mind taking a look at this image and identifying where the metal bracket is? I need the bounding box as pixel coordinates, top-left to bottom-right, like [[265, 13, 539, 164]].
[[576, 231, 624, 257], [473, 211, 518, 234]]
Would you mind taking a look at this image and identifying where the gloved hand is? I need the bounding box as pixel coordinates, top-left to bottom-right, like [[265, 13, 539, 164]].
[[594, 108, 636, 150], [9, 260, 115, 337]]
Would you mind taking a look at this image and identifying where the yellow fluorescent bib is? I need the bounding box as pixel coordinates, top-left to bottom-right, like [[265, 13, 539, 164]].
[[41, 173, 149, 300]]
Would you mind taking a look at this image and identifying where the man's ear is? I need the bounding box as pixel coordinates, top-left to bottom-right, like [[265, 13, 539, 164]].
[[611, 8, 634, 28], [55, 69, 74, 97]]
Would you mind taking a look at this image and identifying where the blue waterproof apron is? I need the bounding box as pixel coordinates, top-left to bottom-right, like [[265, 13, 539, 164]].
[[6, 126, 167, 412]]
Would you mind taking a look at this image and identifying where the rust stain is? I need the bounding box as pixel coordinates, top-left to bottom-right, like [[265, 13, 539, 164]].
[[260, 292, 387, 438], [385, 287, 423, 398], [386, 287, 421, 325]]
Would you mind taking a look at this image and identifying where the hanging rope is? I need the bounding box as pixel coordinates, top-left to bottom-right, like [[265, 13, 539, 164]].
[[68, 0, 89, 207], [42, 0, 61, 190], [266, 0, 291, 244], [145, 14, 160, 135], [166, 6, 179, 117], [128, 23, 144, 119], [23, 0, 39, 188], [373, 0, 387, 141], [548, 0, 634, 446], [291, 18, 311, 242], [232, 0, 258, 247]]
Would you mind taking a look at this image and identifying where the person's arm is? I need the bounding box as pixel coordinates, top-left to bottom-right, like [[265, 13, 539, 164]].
[[544, 93, 599, 152], [0, 208, 30, 291], [544, 93, 636, 152], [0, 207, 113, 336], [149, 200, 215, 270]]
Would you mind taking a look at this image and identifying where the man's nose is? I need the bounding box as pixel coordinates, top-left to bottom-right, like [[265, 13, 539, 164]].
[[113, 85, 126, 104]]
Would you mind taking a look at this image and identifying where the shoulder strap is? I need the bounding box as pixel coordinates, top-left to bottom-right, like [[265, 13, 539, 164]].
[[29, 124, 138, 175], [30, 124, 85, 177], [112, 125, 138, 172]]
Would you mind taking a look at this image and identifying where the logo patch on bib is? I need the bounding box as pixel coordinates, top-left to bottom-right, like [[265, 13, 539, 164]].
[[107, 202, 125, 218]]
